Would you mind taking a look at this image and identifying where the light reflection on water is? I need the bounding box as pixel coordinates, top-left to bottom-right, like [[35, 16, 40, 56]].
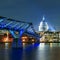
[[2, 43, 60, 49], [5, 43, 9, 49], [38, 43, 45, 49], [4, 48, 9, 60], [0, 43, 60, 49], [0, 43, 60, 60]]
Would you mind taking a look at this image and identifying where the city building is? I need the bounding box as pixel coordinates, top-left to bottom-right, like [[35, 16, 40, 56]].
[[38, 16, 60, 42], [0, 30, 36, 43], [38, 31, 60, 42], [39, 16, 49, 31]]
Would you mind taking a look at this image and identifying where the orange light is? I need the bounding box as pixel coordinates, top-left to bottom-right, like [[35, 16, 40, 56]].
[[3, 37, 8, 42], [32, 39, 34, 42], [22, 39, 25, 42], [22, 36, 28, 39]]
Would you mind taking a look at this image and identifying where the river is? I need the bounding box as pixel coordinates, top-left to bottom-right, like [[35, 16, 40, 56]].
[[0, 43, 60, 60]]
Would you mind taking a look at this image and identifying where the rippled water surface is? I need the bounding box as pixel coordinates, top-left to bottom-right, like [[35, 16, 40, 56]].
[[0, 43, 60, 60]]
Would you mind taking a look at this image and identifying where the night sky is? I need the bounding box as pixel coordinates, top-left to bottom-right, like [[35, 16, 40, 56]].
[[0, 0, 60, 31]]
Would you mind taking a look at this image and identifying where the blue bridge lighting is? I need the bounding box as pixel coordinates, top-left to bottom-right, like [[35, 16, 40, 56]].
[[0, 16, 40, 48]]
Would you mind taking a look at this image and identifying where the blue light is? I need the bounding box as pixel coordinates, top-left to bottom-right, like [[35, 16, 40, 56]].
[[0, 23, 5, 28], [19, 29, 24, 36], [4, 22, 12, 27], [48, 25, 55, 31], [33, 43, 40, 47], [14, 27, 17, 30], [7, 25, 12, 29], [0, 16, 40, 48], [0, 19, 3, 22], [9, 30, 17, 38]]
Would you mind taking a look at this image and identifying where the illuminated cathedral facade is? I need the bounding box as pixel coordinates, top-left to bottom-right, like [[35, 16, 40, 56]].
[[39, 16, 49, 31]]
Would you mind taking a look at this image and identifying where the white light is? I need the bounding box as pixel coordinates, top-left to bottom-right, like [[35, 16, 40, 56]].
[[39, 16, 49, 31], [5, 43, 9, 49], [43, 16, 45, 20], [38, 43, 45, 50]]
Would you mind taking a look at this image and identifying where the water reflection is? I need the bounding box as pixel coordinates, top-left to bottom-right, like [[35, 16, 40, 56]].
[[34, 43, 46, 60], [2, 43, 60, 49], [4, 49, 9, 60], [0, 43, 60, 60], [38, 43, 45, 49], [49, 43, 60, 47], [5, 43, 9, 49], [50, 43, 53, 47], [11, 48, 23, 60]]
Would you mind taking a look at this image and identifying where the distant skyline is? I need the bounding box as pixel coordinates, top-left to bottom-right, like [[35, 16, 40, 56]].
[[0, 0, 60, 31]]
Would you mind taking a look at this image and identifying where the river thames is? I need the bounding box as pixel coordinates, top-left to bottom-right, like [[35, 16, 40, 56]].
[[0, 43, 60, 60]]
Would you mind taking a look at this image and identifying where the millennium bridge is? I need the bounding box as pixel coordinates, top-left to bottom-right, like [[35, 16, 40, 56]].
[[0, 16, 40, 48]]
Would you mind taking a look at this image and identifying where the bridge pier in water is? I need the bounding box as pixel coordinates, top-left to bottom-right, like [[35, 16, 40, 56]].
[[10, 30, 23, 48], [12, 38, 22, 48]]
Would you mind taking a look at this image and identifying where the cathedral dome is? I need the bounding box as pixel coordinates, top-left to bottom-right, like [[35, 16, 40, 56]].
[[39, 16, 49, 31]]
